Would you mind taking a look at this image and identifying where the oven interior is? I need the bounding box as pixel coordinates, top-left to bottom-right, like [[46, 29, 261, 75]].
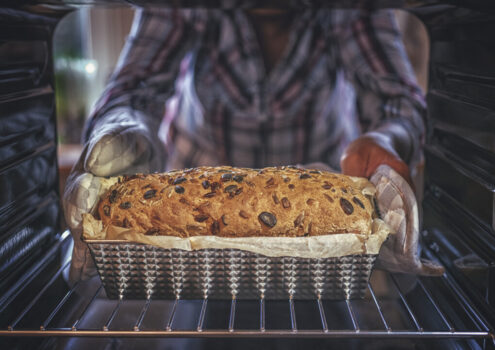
[[0, 1, 494, 349]]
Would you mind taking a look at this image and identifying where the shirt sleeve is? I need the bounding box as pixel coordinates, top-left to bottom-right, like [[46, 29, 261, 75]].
[[336, 9, 427, 166], [83, 8, 200, 142]]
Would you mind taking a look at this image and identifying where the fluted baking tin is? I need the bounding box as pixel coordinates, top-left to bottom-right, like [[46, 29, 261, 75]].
[[86, 240, 377, 300]]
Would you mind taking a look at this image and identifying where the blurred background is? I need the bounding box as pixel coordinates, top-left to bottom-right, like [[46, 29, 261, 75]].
[[55, 6, 134, 196], [54, 6, 429, 199]]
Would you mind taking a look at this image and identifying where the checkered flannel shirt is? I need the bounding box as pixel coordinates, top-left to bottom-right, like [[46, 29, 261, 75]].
[[84, 8, 426, 172]]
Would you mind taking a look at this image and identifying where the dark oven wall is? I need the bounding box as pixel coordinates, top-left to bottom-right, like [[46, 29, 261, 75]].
[[415, 4, 495, 324], [0, 7, 68, 296]]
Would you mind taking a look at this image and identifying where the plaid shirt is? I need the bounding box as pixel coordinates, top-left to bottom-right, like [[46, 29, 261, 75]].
[[85, 8, 426, 172]]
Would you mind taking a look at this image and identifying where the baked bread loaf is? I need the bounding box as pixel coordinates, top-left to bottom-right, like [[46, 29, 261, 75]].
[[97, 166, 375, 238]]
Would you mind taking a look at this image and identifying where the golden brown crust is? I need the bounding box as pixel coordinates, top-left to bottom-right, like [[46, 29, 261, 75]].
[[97, 166, 374, 238]]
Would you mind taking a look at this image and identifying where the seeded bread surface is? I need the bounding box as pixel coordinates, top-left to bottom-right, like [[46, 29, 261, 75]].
[[97, 166, 374, 238]]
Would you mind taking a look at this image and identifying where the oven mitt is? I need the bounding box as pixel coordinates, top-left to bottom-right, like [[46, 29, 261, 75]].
[[370, 165, 445, 276], [63, 108, 165, 284]]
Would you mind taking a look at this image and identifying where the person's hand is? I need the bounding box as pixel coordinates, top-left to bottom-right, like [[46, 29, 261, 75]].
[[84, 111, 164, 177], [63, 162, 106, 284], [63, 110, 165, 283], [63, 142, 117, 284], [340, 132, 413, 186]]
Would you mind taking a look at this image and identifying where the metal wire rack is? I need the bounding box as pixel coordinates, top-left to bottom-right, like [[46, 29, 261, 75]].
[[0, 234, 493, 346]]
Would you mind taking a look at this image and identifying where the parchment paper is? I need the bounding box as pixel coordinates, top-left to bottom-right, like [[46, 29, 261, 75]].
[[82, 210, 391, 259]]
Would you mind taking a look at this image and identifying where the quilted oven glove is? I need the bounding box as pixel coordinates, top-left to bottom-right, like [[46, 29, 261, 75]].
[[371, 165, 445, 276], [63, 109, 165, 284]]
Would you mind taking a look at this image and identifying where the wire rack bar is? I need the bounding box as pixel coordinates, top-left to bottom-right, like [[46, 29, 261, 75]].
[[345, 299, 359, 331], [103, 297, 123, 331], [134, 298, 151, 331], [197, 298, 208, 332], [8, 260, 71, 330], [165, 298, 179, 331], [2, 330, 491, 338], [259, 297, 266, 332], [41, 281, 79, 330], [71, 285, 103, 331], [390, 274, 423, 332], [228, 297, 236, 332], [289, 297, 297, 332], [317, 296, 328, 332], [368, 282, 390, 331], [417, 278, 454, 332]]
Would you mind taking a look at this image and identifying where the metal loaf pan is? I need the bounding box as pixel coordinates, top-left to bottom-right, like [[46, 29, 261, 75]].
[[86, 240, 377, 300]]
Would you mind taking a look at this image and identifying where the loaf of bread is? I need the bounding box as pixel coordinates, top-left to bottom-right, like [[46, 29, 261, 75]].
[[97, 166, 375, 238]]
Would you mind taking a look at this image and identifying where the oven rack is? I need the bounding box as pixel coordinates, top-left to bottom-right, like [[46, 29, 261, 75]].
[[0, 235, 493, 346]]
